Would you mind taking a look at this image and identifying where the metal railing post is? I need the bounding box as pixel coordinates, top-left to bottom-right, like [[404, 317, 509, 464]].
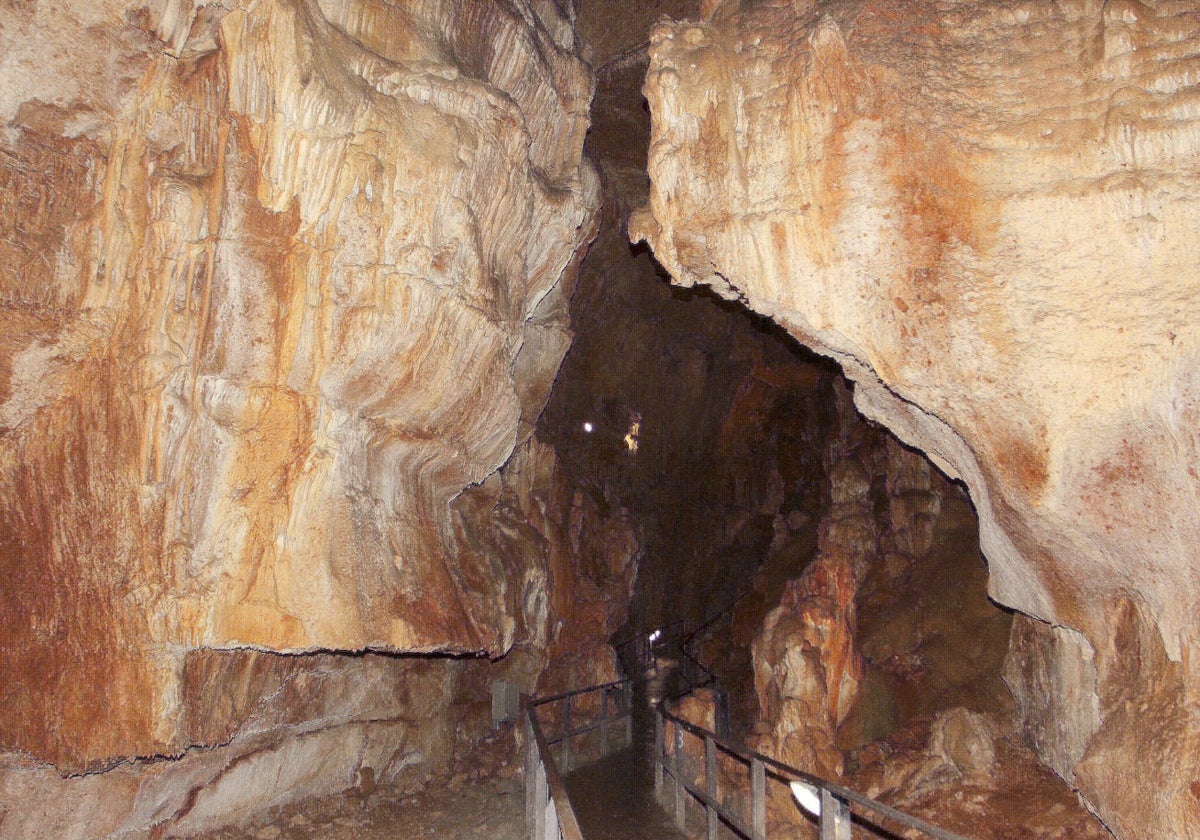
[[600, 687, 610, 754], [750, 757, 766, 840], [624, 681, 633, 746], [546, 794, 560, 840], [717, 687, 730, 740], [561, 694, 572, 772], [654, 708, 664, 797], [673, 722, 686, 829], [705, 734, 718, 840], [525, 714, 536, 839], [533, 746, 547, 840], [525, 698, 585, 840], [820, 788, 852, 840]]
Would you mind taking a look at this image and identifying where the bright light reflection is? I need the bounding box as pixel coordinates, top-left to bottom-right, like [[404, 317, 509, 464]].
[[624, 414, 641, 453], [649, 629, 662, 644], [790, 781, 822, 817], [582, 421, 593, 433]]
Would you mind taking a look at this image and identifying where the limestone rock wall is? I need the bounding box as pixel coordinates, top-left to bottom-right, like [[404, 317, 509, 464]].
[[1, 653, 486, 839], [748, 383, 980, 784], [0, 0, 597, 792], [454, 437, 638, 700], [0, 431, 636, 838], [751, 387, 875, 782], [633, 1, 1200, 835]]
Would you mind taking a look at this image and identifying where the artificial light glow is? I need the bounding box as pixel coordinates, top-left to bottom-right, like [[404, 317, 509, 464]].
[[790, 781, 822, 817], [582, 421, 594, 433], [624, 414, 641, 453], [649, 629, 662, 644]]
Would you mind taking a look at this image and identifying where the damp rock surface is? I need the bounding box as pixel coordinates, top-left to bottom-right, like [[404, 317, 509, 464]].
[[0, 0, 597, 770], [0, 0, 612, 834], [190, 732, 526, 840], [634, 1, 1200, 835]]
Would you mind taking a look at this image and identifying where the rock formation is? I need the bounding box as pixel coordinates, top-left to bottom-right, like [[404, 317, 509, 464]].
[[0, 0, 607, 834], [633, 1, 1200, 835], [751, 418, 874, 782]]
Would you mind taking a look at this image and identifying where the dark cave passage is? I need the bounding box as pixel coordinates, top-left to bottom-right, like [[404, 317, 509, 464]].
[[525, 16, 1111, 835], [0, 2, 1164, 838]]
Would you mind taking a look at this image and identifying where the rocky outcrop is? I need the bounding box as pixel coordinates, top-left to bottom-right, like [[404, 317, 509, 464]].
[[748, 388, 994, 780], [849, 706, 1113, 840], [634, 1, 1200, 834], [751, 442, 872, 780], [476, 438, 639, 699], [0, 653, 496, 839], [0, 0, 601, 831], [0, 431, 638, 838]]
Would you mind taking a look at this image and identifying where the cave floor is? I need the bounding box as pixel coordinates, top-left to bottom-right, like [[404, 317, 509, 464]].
[[562, 689, 689, 840], [564, 746, 688, 840], [191, 771, 526, 840]]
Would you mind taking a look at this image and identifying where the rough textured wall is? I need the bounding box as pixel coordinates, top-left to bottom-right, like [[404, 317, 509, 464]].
[[633, 0, 1200, 836], [0, 436, 637, 838], [0, 0, 597, 785], [1, 652, 493, 838]]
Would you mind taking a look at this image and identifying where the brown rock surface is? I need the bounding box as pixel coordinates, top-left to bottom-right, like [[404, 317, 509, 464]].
[[0, 0, 607, 834], [0, 435, 636, 838], [849, 713, 1115, 840], [634, 1, 1200, 834]]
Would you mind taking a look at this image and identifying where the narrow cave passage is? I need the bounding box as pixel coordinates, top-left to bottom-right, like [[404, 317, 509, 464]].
[[528, 7, 1116, 838], [3, 2, 1178, 838], [534, 204, 1050, 839]]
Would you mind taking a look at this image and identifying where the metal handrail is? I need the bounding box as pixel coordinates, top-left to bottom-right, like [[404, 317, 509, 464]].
[[618, 621, 730, 736], [626, 625, 969, 840], [524, 680, 634, 840], [531, 678, 629, 707], [525, 706, 584, 840], [656, 702, 972, 840]]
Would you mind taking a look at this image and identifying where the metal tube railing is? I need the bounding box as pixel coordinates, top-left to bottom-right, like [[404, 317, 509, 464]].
[[528, 633, 970, 839], [524, 679, 634, 840], [525, 708, 584, 840], [655, 702, 972, 840], [616, 621, 731, 737]]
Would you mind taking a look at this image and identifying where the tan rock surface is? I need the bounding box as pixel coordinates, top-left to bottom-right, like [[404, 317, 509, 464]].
[[850, 712, 1114, 840], [634, 1, 1200, 834], [0, 432, 636, 838], [0, 0, 598, 820], [0, 653, 487, 839]]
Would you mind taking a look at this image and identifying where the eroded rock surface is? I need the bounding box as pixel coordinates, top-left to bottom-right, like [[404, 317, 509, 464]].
[[0, 0, 602, 833], [634, 1, 1200, 834]]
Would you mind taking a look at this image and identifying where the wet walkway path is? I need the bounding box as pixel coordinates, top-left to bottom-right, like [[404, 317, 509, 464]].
[[563, 686, 688, 840]]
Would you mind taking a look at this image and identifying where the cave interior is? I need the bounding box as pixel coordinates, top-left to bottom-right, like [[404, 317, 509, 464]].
[[4, 0, 1197, 838]]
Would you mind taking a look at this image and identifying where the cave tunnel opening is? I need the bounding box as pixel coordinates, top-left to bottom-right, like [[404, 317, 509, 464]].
[[534, 198, 1032, 830], [527, 10, 1114, 836], [543, 0, 1017, 750], [0, 2, 1142, 837]]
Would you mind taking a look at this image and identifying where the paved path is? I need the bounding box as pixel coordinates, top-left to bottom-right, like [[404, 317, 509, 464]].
[[564, 691, 689, 840]]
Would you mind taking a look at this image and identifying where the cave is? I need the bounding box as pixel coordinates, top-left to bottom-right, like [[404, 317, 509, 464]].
[[1, 2, 1196, 839]]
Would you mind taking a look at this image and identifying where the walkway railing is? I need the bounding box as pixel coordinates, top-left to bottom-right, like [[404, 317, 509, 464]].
[[617, 618, 730, 737], [525, 632, 971, 840], [655, 703, 971, 840], [524, 679, 633, 840]]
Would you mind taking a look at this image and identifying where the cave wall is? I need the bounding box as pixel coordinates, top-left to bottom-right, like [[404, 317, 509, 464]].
[[633, 1, 1200, 836], [0, 0, 611, 834], [0, 434, 637, 838], [1, 653, 490, 838]]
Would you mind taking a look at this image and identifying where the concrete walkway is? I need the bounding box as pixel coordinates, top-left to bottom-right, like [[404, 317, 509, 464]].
[[563, 689, 688, 840]]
